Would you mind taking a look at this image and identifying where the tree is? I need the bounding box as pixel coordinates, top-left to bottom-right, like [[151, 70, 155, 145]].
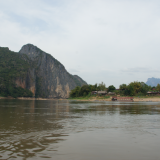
[[119, 84, 127, 90], [91, 83, 98, 91], [98, 82, 106, 91], [108, 85, 116, 92], [129, 81, 141, 94], [79, 85, 90, 96], [122, 83, 135, 96], [69, 86, 81, 98], [127, 84, 135, 96], [140, 82, 150, 94], [156, 84, 160, 91]]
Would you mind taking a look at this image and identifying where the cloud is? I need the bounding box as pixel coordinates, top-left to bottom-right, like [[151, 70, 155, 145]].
[[1, 0, 160, 87], [121, 67, 160, 73]]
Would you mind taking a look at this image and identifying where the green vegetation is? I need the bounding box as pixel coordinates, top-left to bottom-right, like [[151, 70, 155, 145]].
[[69, 95, 110, 100], [98, 82, 106, 91], [119, 82, 151, 96], [0, 47, 33, 98], [69, 82, 107, 98], [115, 81, 157, 96], [70, 81, 160, 99], [108, 85, 116, 92], [0, 47, 29, 77], [0, 84, 33, 98], [156, 84, 160, 91]]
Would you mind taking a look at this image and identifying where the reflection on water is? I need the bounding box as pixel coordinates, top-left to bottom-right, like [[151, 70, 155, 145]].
[[0, 100, 160, 160]]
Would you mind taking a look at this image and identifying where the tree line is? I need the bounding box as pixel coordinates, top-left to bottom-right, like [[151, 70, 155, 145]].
[[69, 81, 160, 98]]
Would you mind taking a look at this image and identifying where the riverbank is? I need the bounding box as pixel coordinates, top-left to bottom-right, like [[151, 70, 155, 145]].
[[70, 96, 160, 102], [133, 97, 160, 102], [1, 96, 160, 102], [0, 97, 63, 100]]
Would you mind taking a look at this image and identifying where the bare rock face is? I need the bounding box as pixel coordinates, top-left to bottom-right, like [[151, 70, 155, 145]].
[[146, 77, 160, 87], [18, 44, 87, 98]]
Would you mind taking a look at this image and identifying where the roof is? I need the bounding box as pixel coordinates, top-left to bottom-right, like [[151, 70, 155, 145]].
[[97, 91, 107, 94], [108, 92, 115, 95], [147, 91, 160, 94]]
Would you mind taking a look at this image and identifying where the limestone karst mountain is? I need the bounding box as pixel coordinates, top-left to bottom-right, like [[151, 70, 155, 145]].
[[0, 44, 87, 98], [146, 77, 160, 87]]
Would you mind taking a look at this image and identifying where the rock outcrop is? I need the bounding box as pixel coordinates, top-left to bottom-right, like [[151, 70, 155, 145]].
[[0, 44, 87, 98], [146, 77, 160, 87]]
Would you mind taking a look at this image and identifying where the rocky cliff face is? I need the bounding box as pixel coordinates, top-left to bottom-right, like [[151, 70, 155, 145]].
[[17, 44, 87, 98]]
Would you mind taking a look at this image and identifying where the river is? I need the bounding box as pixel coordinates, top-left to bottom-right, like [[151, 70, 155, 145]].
[[0, 99, 160, 160]]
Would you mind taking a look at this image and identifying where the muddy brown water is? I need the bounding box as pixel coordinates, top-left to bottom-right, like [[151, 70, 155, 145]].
[[0, 99, 160, 160]]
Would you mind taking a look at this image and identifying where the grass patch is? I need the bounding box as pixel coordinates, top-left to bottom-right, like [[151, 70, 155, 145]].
[[69, 95, 111, 100]]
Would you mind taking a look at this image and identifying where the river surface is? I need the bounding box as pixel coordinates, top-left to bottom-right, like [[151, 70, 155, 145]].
[[0, 99, 160, 160]]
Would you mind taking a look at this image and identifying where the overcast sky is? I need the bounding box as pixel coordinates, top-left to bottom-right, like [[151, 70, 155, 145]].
[[0, 0, 160, 88]]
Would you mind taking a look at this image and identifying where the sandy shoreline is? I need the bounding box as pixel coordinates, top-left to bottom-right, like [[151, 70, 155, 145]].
[[133, 97, 160, 102], [72, 97, 160, 102]]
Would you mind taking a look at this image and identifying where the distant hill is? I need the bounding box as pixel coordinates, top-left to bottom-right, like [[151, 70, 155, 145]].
[[146, 77, 160, 87], [0, 44, 87, 98]]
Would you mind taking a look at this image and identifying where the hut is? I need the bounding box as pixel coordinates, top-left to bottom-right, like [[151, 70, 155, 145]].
[[91, 91, 98, 95], [97, 91, 107, 95], [108, 92, 115, 95], [147, 91, 160, 96]]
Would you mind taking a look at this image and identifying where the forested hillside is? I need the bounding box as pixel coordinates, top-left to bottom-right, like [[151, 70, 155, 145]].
[[0, 47, 33, 97]]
